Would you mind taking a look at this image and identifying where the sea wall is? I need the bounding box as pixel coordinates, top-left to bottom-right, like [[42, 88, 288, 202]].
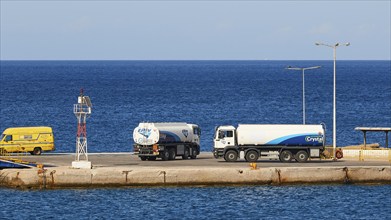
[[343, 149, 390, 160], [1, 166, 390, 189]]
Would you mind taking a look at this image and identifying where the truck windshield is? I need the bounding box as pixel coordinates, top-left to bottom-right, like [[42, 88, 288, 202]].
[[218, 130, 233, 139], [0, 134, 4, 141]]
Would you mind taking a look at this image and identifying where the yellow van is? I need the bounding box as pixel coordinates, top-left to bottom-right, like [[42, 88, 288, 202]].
[[0, 127, 55, 155]]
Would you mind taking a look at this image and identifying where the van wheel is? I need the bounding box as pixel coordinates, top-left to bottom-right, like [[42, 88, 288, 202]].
[[224, 150, 238, 162], [168, 148, 176, 160], [245, 150, 259, 162], [32, 147, 42, 155]]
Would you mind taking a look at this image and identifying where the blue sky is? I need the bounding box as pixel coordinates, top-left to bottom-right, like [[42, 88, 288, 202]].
[[1, 1, 390, 60]]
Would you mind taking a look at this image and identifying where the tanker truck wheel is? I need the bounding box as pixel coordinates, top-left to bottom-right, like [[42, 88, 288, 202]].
[[190, 148, 197, 159], [279, 150, 293, 163], [147, 156, 156, 161], [295, 150, 309, 163], [161, 150, 170, 161], [168, 148, 176, 160], [140, 156, 147, 161], [224, 150, 238, 162], [182, 148, 190, 160], [245, 150, 259, 162]]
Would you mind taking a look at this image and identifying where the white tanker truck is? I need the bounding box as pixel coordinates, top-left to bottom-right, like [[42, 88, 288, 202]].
[[133, 122, 201, 161], [213, 124, 326, 163]]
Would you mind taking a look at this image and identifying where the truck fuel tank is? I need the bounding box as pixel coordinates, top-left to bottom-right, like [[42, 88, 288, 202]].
[[236, 124, 325, 146]]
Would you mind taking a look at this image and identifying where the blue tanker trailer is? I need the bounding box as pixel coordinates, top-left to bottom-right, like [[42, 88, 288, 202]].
[[213, 124, 326, 162]]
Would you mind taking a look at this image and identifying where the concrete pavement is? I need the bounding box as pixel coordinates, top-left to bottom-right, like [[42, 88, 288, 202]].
[[8, 152, 390, 168], [1, 152, 390, 189]]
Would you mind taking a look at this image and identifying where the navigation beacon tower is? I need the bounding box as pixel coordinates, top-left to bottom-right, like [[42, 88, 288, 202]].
[[72, 89, 92, 169]]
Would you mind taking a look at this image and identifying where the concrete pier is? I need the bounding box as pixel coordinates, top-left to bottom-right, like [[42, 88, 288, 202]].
[[1, 153, 390, 189]]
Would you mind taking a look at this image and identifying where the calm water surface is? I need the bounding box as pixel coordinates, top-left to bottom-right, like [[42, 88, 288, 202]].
[[1, 185, 391, 219], [0, 60, 390, 152], [0, 61, 390, 219]]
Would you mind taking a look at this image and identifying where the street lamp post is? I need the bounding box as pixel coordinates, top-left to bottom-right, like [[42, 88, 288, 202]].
[[315, 42, 350, 161], [286, 66, 321, 124]]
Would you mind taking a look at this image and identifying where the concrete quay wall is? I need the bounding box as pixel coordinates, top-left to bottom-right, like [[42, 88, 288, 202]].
[[343, 149, 390, 160], [1, 166, 390, 189]]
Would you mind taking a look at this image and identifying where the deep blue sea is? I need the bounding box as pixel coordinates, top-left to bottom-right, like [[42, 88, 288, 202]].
[[1, 185, 391, 219], [0, 60, 390, 152], [0, 61, 390, 219]]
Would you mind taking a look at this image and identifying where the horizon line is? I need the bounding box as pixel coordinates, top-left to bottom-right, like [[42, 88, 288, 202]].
[[1, 59, 390, 61]]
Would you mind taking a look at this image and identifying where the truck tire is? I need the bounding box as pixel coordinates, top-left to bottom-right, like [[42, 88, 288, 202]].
[[140, 156, 147, 161], [32, 147, 42, 155], [161, 150, 170, 161], [295, 150, 309, 163], [168, 148, 176, 160], [279, 150, 293, 163], [224, 150, 238, 162], [182, 148, 190, 160], [245, 150, 259, 162], [190, 148, 197, 159], [147, 156, 156, 161]]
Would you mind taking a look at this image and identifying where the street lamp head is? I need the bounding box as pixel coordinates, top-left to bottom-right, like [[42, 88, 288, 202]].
[[286, 66, 302, 70], [316, 42, 350, 48], [308, 66, 321, 70], [315, 42, 334, 48], [334, 42, 350, 47], [286, 66, 321, 71]]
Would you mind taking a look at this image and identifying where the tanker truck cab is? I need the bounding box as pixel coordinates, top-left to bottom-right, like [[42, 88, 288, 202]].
[[190, 124, 201, 146], [213, 125, 237, 159]]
